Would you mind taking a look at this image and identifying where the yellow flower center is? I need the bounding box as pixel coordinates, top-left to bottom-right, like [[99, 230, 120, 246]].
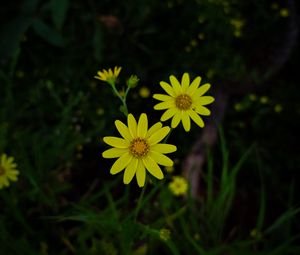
[[175, 94, 192, 110], [0, 166, 5, 176], [129, 138, 149, 158]]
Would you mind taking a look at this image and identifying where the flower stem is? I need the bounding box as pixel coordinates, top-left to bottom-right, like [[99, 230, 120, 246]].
[[163, 128, 173, 143], [110, 83, 129, 116], [134, 180, 148, 221]]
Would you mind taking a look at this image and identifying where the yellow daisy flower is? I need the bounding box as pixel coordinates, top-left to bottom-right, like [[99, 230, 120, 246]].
[[102, 113, 177, 187], [153, 73, 214, 132], [169, 176, 188, 196], [0, 153, 19, 189], [94, 66, 122, 83]]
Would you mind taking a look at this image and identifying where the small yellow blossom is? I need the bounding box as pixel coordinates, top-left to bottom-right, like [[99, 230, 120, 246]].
[[250, 228, 263, 239], [249, 94, 257, 101], [234, 103, 242, 111], [260, 96, 269, 104], [274, 104, 283, 113], [159, 228, 171, 241], [127, 75, 139, 88], [94, 66, 121, 84], [0, 154, 19, 189], [102, 113, 177, 187], [280, 8, 289, 17], [139, 86, 151, 98], [198, 33, 205, 40], [169, 176, 188, 196], [271, 2, 279, 10], [153, 73, 214, 132], [96, 108, 105, 115], [165, 165, 174, 173], [190, 39, 198, 47]]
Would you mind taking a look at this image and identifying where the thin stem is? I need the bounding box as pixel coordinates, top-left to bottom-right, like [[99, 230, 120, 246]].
[[163, 128, 173, 143], [134, 179, 148, 221], [110, 83, 129, 116]]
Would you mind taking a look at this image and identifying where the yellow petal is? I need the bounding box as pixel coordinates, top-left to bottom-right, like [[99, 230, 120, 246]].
[[195, 105, 211, 116], [160, 81, 176, 97], [110, 153, 132, 174], [127, 114, 137, 137], [154, 100, 174, 110], [182, 113, 191, 132], [146, 122, 162, 138], [149, 151, 173, 166], [142, 156, 164, 180], [1, 154, 7, 165], [151, 144, 177, 154], [115, 120, 132, 141], [160, 108, 177, 121], [102, 148, 127, 158], [123, 158, 138, 184], [171, 112, 181, 128], [169, 75, 182, 94], [181, 73, 190, 91], [136, 160, 146, 187], [103, 137, 129, 148], [192, 83, 211, 97], [153, 94, 173, 101], [186, 76, 201, 95], [188, 110, 204, 128], [148, 126, 170, 145], [137, 113, 148, 138], [196, 96, 215, 106]]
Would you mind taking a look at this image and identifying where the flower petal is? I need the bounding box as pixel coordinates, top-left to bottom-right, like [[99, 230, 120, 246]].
[[103, 137, 129, 148], [127, 114, 137, 137], [188, 110, 204, 128], [160, 81, 176, 97], [115, 120, 132, 141], [151, 144, 177, 154], [102, 148, 127, 158], [171, 112, 181, 128], [142, 156, 164, 180], [160, 108, 177, 121], [186, 76, 201, 95], [195, 105, 211, 116], [136, 160, 146, 187], [123, 158, 138, 184], [169, 75, 182, 94], [148, 126, 170, 145], [137, 113, 148, 138], [181, 113, 191, 132], [196, 96, 215, 106], [192, 83, 211, 98], [149, 151, 173, 166], [154, 100, 174, 110], [110, 153, 132, 174], [181, 73, 190, 92], [153, 94, 173, 101], [146, 122, 163, 138]]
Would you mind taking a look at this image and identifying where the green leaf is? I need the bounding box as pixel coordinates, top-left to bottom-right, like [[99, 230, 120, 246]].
[[32, 19, 65, 47], [51, 0, 69, 30]]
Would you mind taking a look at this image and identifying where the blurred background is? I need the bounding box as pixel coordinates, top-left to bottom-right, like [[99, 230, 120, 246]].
[[1, 0, 300, 254]]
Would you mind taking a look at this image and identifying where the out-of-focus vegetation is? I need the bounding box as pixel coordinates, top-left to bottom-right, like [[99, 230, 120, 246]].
[[1, 0, 300, 254]]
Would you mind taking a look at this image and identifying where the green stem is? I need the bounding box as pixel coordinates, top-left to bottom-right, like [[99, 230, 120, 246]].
[[134, 179, 148, 221], [110, 83, 129, 116], [163, 128, 173, 143]]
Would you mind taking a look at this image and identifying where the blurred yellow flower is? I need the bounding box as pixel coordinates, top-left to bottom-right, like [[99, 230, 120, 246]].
[[250, 228, 263, 239], [169, 176, 188, 196], [165, 165, 174, 173], [159, 228, 171, 241], [139, 86, 151, 98], [102, 113, 177, 187], [234, 103, 242, 111], [260, 96, 269, 104], [0, 154, 19, 189], [94, 66, 121, 83], [274, 104, 283, 113], [280, 8, 289, 17], [153, 73, 214, 132], [249, 94, 257, 101]]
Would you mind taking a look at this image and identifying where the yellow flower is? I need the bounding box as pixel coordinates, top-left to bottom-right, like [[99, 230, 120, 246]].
[[94, 66, 121, 83], [165, 165, 174, 173], [169, 176, 188, 196], [0, 154, 19, 189], [139, 86, 151, 98], [260, 96, 269, 104], [159, 228, 171, 241], [274, 104, 283, 113], [280, 8, 289, 17], [102, 113, 177, 187], [153, 73, 214, 132]]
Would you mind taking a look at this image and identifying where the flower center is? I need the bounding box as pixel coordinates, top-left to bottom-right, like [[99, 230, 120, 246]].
[[175, 94, 192, 110], [0, 166, 5, 176], [129, 138, 149, 158]]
